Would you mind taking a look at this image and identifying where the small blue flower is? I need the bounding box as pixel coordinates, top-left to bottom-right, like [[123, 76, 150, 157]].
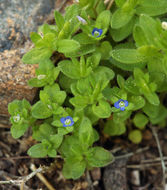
[[60, 116, 74, 127], [76, 16, 87, 25], [114, 99, 129, 111], [13, 114, 21, 123], [92, 28, 103, 38]]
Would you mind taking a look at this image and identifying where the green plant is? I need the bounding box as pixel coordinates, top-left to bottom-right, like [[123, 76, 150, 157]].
[[8, 0, 167, 179]]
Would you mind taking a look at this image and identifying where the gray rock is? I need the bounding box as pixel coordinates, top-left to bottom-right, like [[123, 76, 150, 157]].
[[103, 157, 129, 190], [0, 0, 55, 52]]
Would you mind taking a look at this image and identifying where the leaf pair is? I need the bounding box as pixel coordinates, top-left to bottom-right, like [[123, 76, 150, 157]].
[[32, 84, 66, 119], [60, 117, 113, 179], [8, 99, 35, 139]]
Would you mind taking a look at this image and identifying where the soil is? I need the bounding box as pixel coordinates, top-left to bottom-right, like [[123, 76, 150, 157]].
[[0, 124, 166, 190]]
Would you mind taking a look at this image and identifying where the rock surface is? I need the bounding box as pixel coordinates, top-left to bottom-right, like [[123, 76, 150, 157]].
[[103, 157, 128, 190], [0, 42, 37, 116], [0, 0, 62, 120], [0, 0, 55, 52]]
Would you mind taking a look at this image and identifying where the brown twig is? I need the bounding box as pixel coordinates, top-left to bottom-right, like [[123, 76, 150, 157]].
[[150, 126, 166, 190], [115, 146, 149, 160], [127, 162, 167, 169], [30, 164, 56, 190], [0, 166, 44, 185], [0, 155, 62, 160], [141, 157, 167, 164], [107, 0, 114, 10]]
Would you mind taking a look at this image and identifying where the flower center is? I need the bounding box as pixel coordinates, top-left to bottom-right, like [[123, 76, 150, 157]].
[[94, 31, 100, 37], [37, 74, 46, 80], [65, 119, 71, 125], [13, 114, 20, 123], [119, 101, 125, 107]]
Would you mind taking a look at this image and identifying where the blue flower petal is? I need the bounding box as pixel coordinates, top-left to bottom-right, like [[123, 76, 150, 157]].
[[92, 28, 103, 37], [61, 116, 74, 127], [98, 29, 103, 36], [70, 120, 75, 126], [66, 116, 73, 120], [124, 100, 129, 107], [114, 101, 120, 109], [63, 123, 67, 127], [60, 117, 65, 124], [120, 107, 125, 111]]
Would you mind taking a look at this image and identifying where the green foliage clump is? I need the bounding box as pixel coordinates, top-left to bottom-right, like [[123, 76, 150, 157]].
[[8, 0, 167, 179]]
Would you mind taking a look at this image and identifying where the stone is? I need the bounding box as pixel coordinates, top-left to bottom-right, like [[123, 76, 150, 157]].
[[0, 42, 37, 116], [103, 158, 128, 190], [0, 0, 55, 52], [0, 0, 62, 121]]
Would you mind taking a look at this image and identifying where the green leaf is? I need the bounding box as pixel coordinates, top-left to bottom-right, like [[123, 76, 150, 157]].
[[117, 75, 125, 89], [49, 134, 63, 148], [129, 96, 145, 110], [104, 120, 126, 136], [133, 25, 148, 47], [96, 41, 112, 60], [128, 130, 142, 144], [58, 60, 80, 79], [110, 16, 137, 42], [59, 73, 75, 93], [142, 102, 159, 118], [138, 45, 161, 58], [77, 78, 93, 95], [51, 91, 67, 105], [144, 92, 160, 106], [54, 11, 65, 30], [78, 117, 94, 149], [32, 123, 55, 141], [115, 0, 126, 7], [111, 8, 135, 29], [73, 33, 95, 45], [113, 110, 132, 123], [28, 143, 48, 158], [28, 78, 46, 87], [133, 113, 148, 129], [32, 101, 52, 119], [92, 100, 111, 118], [48, 149, 57, 157], [63, 157, 86, 179], [93, 66, 115, 87], [111, 49, 145, 64], [138, 14, 162, 47], [30, 32, 42, 44], [84, 106, 99, 124], [86, 147, 114, 167], [150, 105, 167, 124], [11, 123, 29, 139], [70, 96, 90, 109], [8, 99, 30, 115], [65, 4, 80, 21], [102, 87, 122, 102], [109, 57, 146, 72], [60, 136, 83, 158], [96, 10, 111, 29], [57, 39, 80, 54], [136, 0, 167, 16], [22, 48, 52, 64], [65, 44, 96, 57]]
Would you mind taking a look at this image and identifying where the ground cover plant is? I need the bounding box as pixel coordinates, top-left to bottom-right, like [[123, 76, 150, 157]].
[[8, 0, 167, 180]]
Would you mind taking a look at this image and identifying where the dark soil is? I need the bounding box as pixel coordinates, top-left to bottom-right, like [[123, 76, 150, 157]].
[[0, 124, 166, 190]]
